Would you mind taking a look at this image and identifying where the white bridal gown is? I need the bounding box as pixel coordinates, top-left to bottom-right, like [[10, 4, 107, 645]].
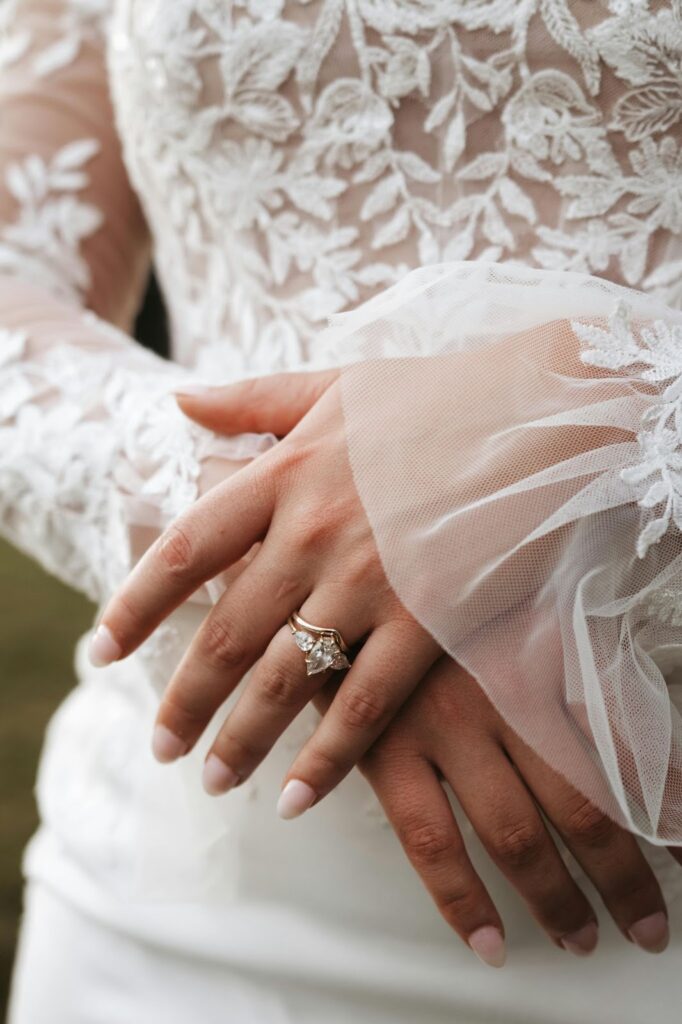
[[3, 1, 682, 1021]]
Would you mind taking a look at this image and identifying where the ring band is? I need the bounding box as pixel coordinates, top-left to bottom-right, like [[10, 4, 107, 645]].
[[288, 610, 351, 675]]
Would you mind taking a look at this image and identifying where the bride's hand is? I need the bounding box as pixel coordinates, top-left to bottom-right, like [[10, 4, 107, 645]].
[[92, 368, 444, 808], [330, 655, 672, 966]]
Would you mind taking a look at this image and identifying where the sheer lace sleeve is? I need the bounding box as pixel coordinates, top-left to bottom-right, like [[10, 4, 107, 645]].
[[0, 0, 275, 603], [332, 261, 682, 844]]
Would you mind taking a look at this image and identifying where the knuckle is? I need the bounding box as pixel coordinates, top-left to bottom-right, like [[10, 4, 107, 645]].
[[562, 795, 615, 848], [339, 684, 386, 731], [292, 508, 334, 553], [531, 883, 585, 927], [271, 441, 314, 490], [162, 689, 207, 730], [344, 551, 385, 590], [218, 730, 263, 768], [437, 884, 479, 921], [203, 617, 247, 671], [360, 732, 415, 778], [259, 665, 300, 708], [158, 524, 194, 578], [603, 870, 658, 909], [401, 819, 454, 866], [491, 820, 546, 868], [299, 744, 346, 789]]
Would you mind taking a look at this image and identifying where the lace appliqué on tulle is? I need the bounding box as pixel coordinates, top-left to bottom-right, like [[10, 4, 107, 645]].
[[0, 5, 209, 602], [575, 299, 682, 558], [109, 0, 682, 378], [0, 323, 205, 601], [0, 0, 110, 76], [0, 141, 103, 303]]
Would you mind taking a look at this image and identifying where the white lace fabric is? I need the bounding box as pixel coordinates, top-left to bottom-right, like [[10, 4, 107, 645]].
[[0, 0, 278, 603], [106, 0, 681, 383]]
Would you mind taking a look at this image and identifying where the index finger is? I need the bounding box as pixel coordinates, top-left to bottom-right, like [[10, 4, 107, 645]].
[[90, 458, 275, 665]]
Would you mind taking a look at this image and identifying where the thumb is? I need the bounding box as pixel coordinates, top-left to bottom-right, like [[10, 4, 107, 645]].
[[175, 368, 339, 436]]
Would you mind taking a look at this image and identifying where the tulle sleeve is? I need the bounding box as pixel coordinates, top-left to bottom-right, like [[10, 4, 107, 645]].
[[330, 260, 682, 845], [0, 0, 276, 603]]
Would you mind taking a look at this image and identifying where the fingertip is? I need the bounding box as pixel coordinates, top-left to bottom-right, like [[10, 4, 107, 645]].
[[202, 754, 240, 795], [175, 387, 246, 431], [468, 925, 507, 968], [174, 385, 214, 400], [88, 623, 122, 668], [152, 724, 189, 764], [277, 779, 317, 820]]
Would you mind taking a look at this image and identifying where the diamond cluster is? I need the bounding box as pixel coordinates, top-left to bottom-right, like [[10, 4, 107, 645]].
[[293, 630, 350, 675]]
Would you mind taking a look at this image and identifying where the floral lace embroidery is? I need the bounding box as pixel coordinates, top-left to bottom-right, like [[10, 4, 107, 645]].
[[575, 300, 682, 558], [0, 0, 110, 76], [0, 3, 210, 603], [0, 320, 206, 601], [108, 0, 682, 378], [0, 141, 103, 303]]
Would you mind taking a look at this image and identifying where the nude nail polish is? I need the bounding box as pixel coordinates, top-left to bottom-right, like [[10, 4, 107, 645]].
[[276, 780, 316, 820], [88, 624, 121, 667], [151, 724, 188, 764], [202, 754, 240, 796], [468, 926, 507, 968], [628, 912, 669, 953], [560, 922, 599, 957], [174, 384, 213, 397]]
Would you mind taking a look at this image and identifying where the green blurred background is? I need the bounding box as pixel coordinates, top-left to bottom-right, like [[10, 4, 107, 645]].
[[0, 544, 93, 1015], [0, 277, 168, 1017]]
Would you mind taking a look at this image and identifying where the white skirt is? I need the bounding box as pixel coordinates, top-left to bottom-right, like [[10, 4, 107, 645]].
[[9, 879, 517, 1024], [8, 625, 682, 1024], [9, 866, 682, 1024]]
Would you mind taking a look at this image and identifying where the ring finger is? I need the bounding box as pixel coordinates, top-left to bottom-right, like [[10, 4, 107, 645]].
[[202, 588, 373, 794]]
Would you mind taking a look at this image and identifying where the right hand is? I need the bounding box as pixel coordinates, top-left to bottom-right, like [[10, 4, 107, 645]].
[[312, 655, 675, 969]]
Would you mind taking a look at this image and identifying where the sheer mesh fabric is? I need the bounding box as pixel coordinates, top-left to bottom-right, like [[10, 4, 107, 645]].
[[334, 262, 682, 842]]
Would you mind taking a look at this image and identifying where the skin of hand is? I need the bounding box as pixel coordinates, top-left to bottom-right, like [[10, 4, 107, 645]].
[[91, 368, 444, 810], [91, 327, 637, 813], [316, 655, 676, 966], [93, 367, 680, 967]]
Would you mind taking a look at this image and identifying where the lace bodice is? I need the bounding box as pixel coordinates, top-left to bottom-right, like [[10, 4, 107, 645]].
[[106, 0, 682, 378]]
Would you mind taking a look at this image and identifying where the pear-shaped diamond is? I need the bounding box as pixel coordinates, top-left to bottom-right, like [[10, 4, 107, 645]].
[[293, 630, 315, 652], [305, 640, 335, 675], [330, 650, 351, 670]]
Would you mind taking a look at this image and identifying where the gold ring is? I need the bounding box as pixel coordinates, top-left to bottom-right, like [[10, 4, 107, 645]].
[[288, 610, 351, 675]]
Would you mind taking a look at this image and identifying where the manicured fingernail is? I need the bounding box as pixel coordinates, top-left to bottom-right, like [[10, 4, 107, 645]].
[[174, 385, 213, 397], [88, 624, 121, 667], [468, 926, 507, 968], [628, 912, 669, 953], [151, 724, 188, 764], [277, 779, 316, 820], [202, 754, 240, 796], [560, 922, 599, 957]]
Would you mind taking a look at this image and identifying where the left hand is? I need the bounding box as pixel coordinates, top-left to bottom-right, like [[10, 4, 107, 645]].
[[91, 369, 442, 813]]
